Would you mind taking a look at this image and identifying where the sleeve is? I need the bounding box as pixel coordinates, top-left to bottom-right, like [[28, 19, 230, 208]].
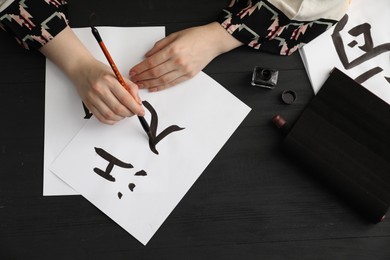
[[0, 0, 68, 50], [217, 0, 349, 56]]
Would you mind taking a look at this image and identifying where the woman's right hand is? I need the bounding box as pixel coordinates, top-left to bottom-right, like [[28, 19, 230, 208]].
[[40, 26, 144, 124], [70, 57, 145, 125]]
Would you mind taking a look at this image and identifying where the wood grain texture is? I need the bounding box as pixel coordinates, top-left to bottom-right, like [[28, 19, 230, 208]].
[[0, 1, 389, 259]]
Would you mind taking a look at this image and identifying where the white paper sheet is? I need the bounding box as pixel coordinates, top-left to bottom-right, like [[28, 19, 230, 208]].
[[300, 0, 390, 104], [44, 27, 165, 195], [50, 68, 250, 244]]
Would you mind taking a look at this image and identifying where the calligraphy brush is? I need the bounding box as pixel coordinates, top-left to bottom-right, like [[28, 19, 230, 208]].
[[91, 26, 154, 141]]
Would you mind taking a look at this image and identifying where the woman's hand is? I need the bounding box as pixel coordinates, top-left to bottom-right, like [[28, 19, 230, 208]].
[[40, 26, 144, 124], [129, 22, 243, 92], [70, 58, 144, 125]]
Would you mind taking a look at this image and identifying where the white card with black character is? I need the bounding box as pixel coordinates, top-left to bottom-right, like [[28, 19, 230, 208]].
[[300, 0, 390, 104], [50, 71, 251, 245]]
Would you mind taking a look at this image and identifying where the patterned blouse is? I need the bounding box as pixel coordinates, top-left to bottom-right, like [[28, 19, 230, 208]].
[[0, 0, 68, 50], [0, 0, 349, 55], [217, 0, 349, 55]]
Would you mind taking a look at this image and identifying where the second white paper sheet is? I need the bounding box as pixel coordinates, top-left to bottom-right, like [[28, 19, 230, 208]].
[[300, 0, 390, 104], [49, 33, 251, 244]]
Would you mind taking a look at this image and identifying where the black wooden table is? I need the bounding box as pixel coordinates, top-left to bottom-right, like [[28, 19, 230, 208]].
[[1, 1, 389, 259]]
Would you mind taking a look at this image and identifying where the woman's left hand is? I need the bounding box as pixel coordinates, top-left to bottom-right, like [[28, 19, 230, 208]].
[[129, 22, 243, 92]]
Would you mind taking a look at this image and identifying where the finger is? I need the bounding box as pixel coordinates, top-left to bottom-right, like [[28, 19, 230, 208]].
[[129, 49, 171, 78], [129, 36, 177, 76], [91, 78, 134, 119], [149, 74, 190, 92], [145, 34, 176, 57], [124, 78, 142, 105], [136, 69, 184, 89], [87, 101, 122, 124], [111, 78, 145, 117], [96, 98, 125, 122], [131, 60, 178, 84]]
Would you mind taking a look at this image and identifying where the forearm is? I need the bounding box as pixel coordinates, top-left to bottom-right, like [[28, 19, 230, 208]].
[[204, 22, 243, 55], [39, 26, 94, 80]]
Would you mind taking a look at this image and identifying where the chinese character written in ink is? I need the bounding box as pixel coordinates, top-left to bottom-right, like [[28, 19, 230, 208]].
[[331, 14, 390, 84], [84, 100, 185, 155], [143, 100, 185, 155], [94, 147, 147, 199]]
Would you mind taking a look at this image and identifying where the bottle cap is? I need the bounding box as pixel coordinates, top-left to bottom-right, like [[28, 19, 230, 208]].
[[281, 90, 297, 104]]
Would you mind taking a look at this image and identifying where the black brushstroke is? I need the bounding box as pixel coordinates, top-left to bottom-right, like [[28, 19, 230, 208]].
[[355, 67, 383, 84], [93, 167, 116, 182], [348, 40, 358, 48], [135, 170, 147, 176], [149, 138, 159, 155], [142, 100, 185, 155], [385, 77, 390, 84], [332, 15, 390, 70], [348, 22, 374, 52], [93, 147, 133, 182], [129, 183, 135, 192], [82, 102, 93, 119], [118, 192, 123, 199]]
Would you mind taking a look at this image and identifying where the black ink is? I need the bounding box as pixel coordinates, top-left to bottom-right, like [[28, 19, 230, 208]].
[[82, 102, 93, 119], [143, 101, 185, 155], [149, 138, 159, 155], [348, 40, 358, 48], [93, 167, 116, 182], [93, 147, 134, 182], [135, 170, 147, 176], [355, 67, 383, 84], [332, 15, 390, 70], [92, 148, 149, 199], [129, 183, 135, 192], [348, 23, 374, 53], [385, 77, 390, 84]]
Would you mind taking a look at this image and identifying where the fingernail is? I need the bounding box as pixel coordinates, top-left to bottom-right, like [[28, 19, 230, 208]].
[[137, 94, 142, 105], [149, 88, 158, 92], [138, 83, 144, 89], [129, 71, 136, 77]]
